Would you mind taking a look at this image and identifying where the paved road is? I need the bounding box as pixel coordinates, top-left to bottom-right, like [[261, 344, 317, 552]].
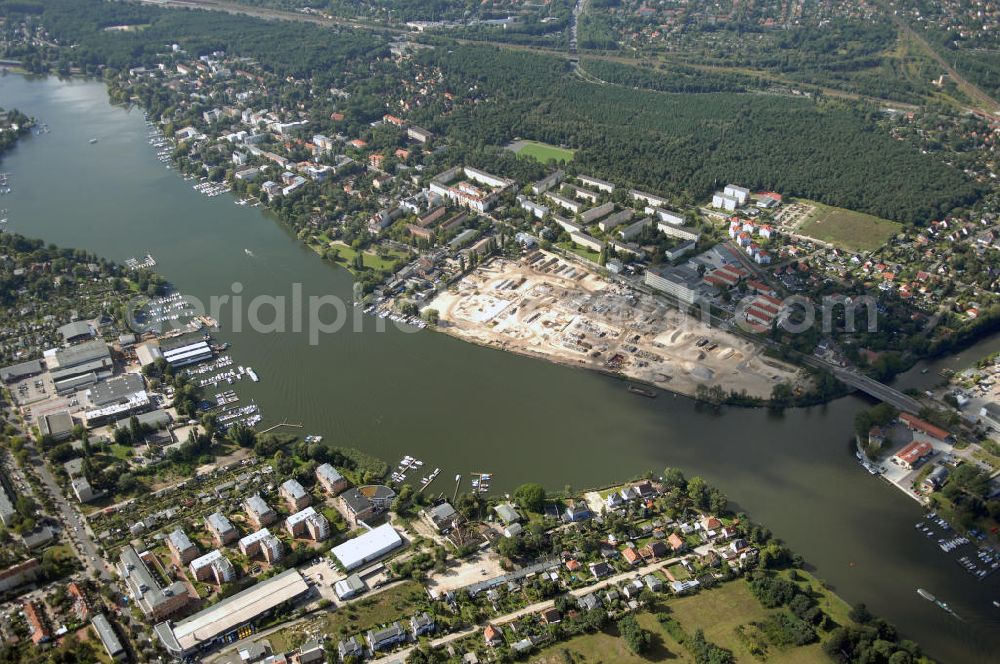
[[4, 403, 113, 579], [28, 438, 113, 578]]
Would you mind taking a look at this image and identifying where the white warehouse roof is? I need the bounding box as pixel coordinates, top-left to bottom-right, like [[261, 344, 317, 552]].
[[331, 523, 403, 571]]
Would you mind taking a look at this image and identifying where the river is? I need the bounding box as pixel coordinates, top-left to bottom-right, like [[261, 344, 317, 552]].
[[1, 74, 997, 663]]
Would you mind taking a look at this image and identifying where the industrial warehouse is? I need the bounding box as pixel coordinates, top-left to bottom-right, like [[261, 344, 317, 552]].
[[153, 568, 310, 658]]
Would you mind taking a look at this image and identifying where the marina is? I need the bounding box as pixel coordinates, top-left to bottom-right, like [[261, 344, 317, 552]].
[[392, 455, 425, 485], [470, 472, 493, 495], [916, 512, 999, 581], [125, 252, 157, 270]]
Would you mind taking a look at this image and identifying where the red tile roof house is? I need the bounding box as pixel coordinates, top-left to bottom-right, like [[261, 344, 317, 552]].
[[484, 624, 503, 647], [667, 533, 685, 552], [622, 547, 642, 566]]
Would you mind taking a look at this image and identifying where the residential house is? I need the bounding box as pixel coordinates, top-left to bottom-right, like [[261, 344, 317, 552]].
[[166, 528, 198, 566], [563, 500, 592, 522], [205, 512, 237, 547], [410, 612, 435, 638], [484, 624, 503, 647], [367, 622, 407, 652], [280, 479, 311, 512], [316, 464, 349, 496], [244, 494, 277, 529]]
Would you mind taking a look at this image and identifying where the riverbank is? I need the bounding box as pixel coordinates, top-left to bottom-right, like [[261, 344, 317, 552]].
[[4, 74, 1000, 664], [427, 252, 805, 402]]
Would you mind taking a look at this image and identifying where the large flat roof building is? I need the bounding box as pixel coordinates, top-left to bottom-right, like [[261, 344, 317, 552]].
[[87, 373, 146, 407], [331, 523, 404, 571], [0, 359, 42, 383], [154, 568, 310, 659], [38, 411, 75, 441]]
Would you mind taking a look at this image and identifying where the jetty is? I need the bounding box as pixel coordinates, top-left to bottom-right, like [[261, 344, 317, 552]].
[[257, 420, 304, 434]]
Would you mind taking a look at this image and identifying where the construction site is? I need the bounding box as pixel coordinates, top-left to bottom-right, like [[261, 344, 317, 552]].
[[427, 252, 804, 399]]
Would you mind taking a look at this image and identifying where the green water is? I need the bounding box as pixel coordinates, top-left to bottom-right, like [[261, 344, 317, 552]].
[[2, 75, 998, 663]]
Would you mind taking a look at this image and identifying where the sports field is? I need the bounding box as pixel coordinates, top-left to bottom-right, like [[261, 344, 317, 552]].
[[507, 140, 575, 163], [796, 200, 901, 253]]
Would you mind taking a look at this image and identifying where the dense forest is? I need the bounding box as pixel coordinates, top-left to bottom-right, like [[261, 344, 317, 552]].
[[3, 1, 983, 224], [412, 46, 980, 223], [0, 0, 387, 81]]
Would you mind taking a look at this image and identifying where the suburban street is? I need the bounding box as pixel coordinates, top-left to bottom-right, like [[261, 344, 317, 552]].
[[368, 543, 714, 664]]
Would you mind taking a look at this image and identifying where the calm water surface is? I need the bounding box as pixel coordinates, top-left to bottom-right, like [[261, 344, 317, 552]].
[[2, 75, 998, 663]]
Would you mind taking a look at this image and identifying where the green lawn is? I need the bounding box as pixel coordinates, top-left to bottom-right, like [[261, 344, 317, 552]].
[[323, 240, 407, 272], [269, 581, 426, 652], [796, 199, 902, 253], [532, 612, 690, 663], [512, 140, 576, 164], [556, 241, 601, 264], [668, 580, 829, 664]]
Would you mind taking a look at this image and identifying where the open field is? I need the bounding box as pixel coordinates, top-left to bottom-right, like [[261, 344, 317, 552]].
[[506, 139, 576, 163], [668, 580, 828, 664], [532, 612, 690, 663], [794, 199, 902, 252], [427, 252, 804, 400], [268, 581, 426, 652]]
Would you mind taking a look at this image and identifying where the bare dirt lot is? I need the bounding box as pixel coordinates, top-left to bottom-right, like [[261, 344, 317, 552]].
[[425, 551, 504, 599], [428, 252, 803, 399]]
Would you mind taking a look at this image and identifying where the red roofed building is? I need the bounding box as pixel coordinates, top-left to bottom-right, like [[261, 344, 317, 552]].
[[24, 601, 50, 644], [330, 112, 345, 121], [899, 413, 952, 441], [622, 547, 641, 565], [68, 582, 90, 621], [891, 441, 933, 470], [383, 114, 406, 127], [484, 624, 503, 646], [667, 533, 685, 551]]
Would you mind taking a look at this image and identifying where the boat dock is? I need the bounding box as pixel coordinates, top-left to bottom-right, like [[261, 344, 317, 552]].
[[470, 472, 493, 495], [418, 467, 441, 493], [257, 420, 304, 434]]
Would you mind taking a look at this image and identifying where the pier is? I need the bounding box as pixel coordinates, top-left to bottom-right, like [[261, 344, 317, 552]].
[[257, 420, 304, 434]]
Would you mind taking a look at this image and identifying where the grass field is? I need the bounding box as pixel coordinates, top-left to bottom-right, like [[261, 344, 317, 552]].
[[556, 241, 601, 263], [269, 581, 426, 652], [532, 612, 690, 663], [796, 199, 902, 253], [510, 140, 576, 163], [668, 580, 829, 664], [322, 240, 408, 272]]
